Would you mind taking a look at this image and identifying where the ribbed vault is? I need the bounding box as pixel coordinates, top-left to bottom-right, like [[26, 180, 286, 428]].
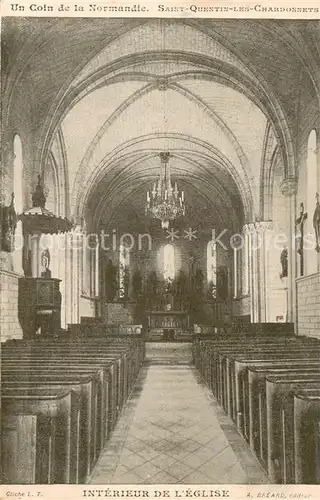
[[3, 18, 319, 234]]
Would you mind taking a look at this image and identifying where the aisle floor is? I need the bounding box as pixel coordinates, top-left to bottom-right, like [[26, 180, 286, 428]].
[[88, 366, 269, 484]]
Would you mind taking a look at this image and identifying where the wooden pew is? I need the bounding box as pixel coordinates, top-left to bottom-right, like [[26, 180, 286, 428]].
[[2, 342, 136, 404], [195, 340, 320, 431], [2, 341, 143, 448], [265, 374, 320, 484], [246, 368, 320, 472], [230, 352, 320, 431], [1, 368, 102, 478], [214, 346, 319, 415], [1, 387, 80, 484], [294, 389, 320, 484], [1, 360, 114, 455], [242, 363, 320, 444], [193, 334, 320, 485], [2, 349, 125, 431], [198, 337, 319, 403], [1, 336, 145, 485], [194, 337, 320, 404]]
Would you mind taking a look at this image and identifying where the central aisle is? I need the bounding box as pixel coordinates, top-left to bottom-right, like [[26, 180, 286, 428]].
[[88, 366, 269, 484]]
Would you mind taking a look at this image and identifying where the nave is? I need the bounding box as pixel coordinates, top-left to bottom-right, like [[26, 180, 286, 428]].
[[88, 363, 268, 484]]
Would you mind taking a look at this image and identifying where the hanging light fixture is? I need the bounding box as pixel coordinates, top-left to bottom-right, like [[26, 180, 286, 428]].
[[145, 152, 186, 229]]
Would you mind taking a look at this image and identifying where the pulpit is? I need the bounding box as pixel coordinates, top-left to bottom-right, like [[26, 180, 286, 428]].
[[18, 277, 62, 339]]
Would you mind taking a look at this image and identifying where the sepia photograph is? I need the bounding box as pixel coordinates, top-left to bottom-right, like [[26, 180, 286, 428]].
[[1, 2, 320, 492]]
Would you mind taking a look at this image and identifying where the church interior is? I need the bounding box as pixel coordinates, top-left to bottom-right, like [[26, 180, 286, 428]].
[[1, 17, 320, 485]]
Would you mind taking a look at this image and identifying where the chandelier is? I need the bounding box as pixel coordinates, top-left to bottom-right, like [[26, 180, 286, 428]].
[[145, 152, 186, 229]]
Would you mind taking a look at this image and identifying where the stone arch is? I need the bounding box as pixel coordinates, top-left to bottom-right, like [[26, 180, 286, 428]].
[[260, 122, 279, 221], [78, 134, 251, 230], [37, 49, 296, 190], [70, 79, 254, 219]]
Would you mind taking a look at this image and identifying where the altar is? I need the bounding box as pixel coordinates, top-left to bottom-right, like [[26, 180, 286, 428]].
[[147, 310, 191, 341]]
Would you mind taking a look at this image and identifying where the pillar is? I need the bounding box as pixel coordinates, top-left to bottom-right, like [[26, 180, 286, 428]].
[[30, 233, 41, 277], [95, 242, 100, 297], [243, 223, 257, 322], [243, 231, 250, 295], [71, 225, 83, 323], [280, 177, 298, 329], [63, 226, 83, 326], [13, 221, 24, 274], [243, 221, 273, 323]]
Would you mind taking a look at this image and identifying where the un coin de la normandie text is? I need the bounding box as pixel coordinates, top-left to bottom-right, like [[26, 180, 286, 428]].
[[9, 3, 320, 13]]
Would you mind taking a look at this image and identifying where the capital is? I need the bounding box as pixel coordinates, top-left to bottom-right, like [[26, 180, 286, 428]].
[[242, 223, 255, 235], [255, 220, 274, 233], [280, 177, 298, 197], [243, 221, 273, 234], [72, 224, 83, 232]]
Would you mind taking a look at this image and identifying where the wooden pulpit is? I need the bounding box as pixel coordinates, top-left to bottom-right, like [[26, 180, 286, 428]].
[[18, 277, 62, 339]]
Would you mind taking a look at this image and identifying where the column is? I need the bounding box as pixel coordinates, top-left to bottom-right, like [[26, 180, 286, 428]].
[[244, 231, 250, 295], [256, 221, 274, 323], [30, 233, 41, 277], [243, 223, 256, 322], [95, 242, 99, 297], [280, 177, 298, 328], [65, 231, 73, 326], [82, 228, 88, 295], [13, 221, 24, 274], [57, 232, 67, 329], [233, 247, 238, 298], [243, 221, 273, 323], [72, 225, 83, 324]]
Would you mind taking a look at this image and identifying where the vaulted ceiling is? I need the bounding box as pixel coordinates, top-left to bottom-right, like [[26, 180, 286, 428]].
[[2, 18, 319, 233]]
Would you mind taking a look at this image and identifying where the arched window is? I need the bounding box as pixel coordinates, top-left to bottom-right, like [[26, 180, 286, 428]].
[[207, 239, 217, 286], [163, 244, 175, 281], [13, 135, 23, 213], [119, 244, 130, 298], [306, 130, 318, 274], [13, 135, 24, 274]]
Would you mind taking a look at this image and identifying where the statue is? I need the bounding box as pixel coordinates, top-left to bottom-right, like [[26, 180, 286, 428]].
[[295, 202, 307, 276], [105, 259, 117, 302], [32, 174, 46, 208], [280, 246, 288, 279], [174, 270, 189, 310], [216, 266, 228, 301], [41, 248, 51, 278], [122, 266, 130, 302], [131, 269, 142, 300], [313, 193, 320, 253], [0, 193, 17, 252]]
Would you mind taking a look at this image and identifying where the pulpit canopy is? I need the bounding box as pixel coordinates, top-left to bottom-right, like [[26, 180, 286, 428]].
[[19, 174, 73, 234]]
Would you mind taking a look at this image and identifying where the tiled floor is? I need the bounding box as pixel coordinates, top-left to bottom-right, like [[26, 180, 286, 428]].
[[88, 366, 269, 484]]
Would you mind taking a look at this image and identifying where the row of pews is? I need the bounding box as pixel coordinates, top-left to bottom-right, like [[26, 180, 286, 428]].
[[1, 335, 145, 484], [193, 333, 320, 484]]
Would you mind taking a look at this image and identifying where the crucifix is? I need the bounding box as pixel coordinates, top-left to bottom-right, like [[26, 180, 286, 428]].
[[313, 192, 320, 253], [295, 202, 308, 276]]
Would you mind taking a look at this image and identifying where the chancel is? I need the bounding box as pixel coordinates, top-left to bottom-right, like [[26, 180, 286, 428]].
[[1, 17, 320, 486]]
